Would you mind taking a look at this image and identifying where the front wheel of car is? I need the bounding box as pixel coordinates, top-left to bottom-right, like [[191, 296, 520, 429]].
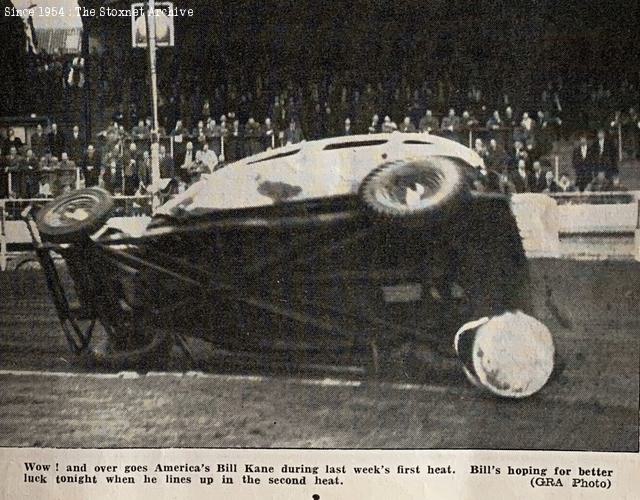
[[35, 187, 114, 243], [358, 157, 468, 219]]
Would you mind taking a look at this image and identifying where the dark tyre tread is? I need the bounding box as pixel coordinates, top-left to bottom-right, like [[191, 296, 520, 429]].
[[358, 157, 466, 218], [35, 187, 114, 243]]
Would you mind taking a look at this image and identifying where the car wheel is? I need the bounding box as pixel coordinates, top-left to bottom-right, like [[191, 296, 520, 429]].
[[358, 157, 468, 218], [35, 187, 114, 243]]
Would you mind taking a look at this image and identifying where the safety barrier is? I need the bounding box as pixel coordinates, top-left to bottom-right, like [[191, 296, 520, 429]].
[[547, 191, 640, 261]]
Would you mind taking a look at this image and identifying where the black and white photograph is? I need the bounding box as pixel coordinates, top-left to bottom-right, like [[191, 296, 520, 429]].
[[0, 0, 638, 459]]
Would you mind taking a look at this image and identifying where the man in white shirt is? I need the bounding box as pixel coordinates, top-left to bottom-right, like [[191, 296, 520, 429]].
[[195, 143, 218, 171]]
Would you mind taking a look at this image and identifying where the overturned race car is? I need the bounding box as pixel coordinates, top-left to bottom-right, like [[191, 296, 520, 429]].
[[28, 132, 555, 398]]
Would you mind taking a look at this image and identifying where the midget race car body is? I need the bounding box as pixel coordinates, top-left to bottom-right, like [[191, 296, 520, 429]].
[[29, 132, 555, 398]]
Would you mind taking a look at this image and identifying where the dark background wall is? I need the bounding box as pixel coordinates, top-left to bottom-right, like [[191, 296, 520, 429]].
[[86, 0, 639, 86], [3, 0, 639, 117]]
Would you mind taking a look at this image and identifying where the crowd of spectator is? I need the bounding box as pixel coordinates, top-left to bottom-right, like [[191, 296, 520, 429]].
[[2, 71, 639, 200]]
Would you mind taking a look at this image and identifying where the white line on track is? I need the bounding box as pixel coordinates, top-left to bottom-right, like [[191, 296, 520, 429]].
[[0, 368, 450, 394], [0, 369, 600, 405]]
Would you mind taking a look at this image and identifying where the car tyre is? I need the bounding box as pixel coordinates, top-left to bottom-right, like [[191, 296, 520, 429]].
[[358, 157, 468, 219], [35, 187, 114, 243]]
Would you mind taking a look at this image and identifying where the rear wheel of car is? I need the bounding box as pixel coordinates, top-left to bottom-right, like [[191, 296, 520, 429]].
[[358, 157, 468, 219], [35, 187, 114, 243]]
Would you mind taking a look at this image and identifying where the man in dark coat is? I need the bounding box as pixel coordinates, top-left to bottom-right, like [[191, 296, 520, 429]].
[[244, 118, 263, 155], [506, 140, 529, 173], [22, 148, 40, 197], [510, 159, 533, 193], [419, 110, 440, 134], [159, 145, 175, 179], [529, 161, 546, 193], [82, 144, 101, 187], [284, 120, 303, 144], [3, 146, 22, 197], [572, 135, 592, 191], [57, 152, 77, 194], [261, 118, 276, 150], [3, 128, 23, 156], [30, 124, 47, 159], [47, 123, 66, 159], [589, 128, 617, 179], [67, 125, 84, 164], [540, 171, 560, 193], [122, 142, 140, 195]]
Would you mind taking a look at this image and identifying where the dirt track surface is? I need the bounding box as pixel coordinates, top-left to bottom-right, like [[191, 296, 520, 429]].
[[0, 259, 638, 450]]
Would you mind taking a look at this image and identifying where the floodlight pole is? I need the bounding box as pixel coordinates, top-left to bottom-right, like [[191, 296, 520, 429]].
[[145, 0, 161, 209]]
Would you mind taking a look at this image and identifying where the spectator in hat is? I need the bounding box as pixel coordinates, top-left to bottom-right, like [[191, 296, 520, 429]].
[[504, 106, 517, 129], [39, 153, 58, 196], [307, 103, 325, 140]]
